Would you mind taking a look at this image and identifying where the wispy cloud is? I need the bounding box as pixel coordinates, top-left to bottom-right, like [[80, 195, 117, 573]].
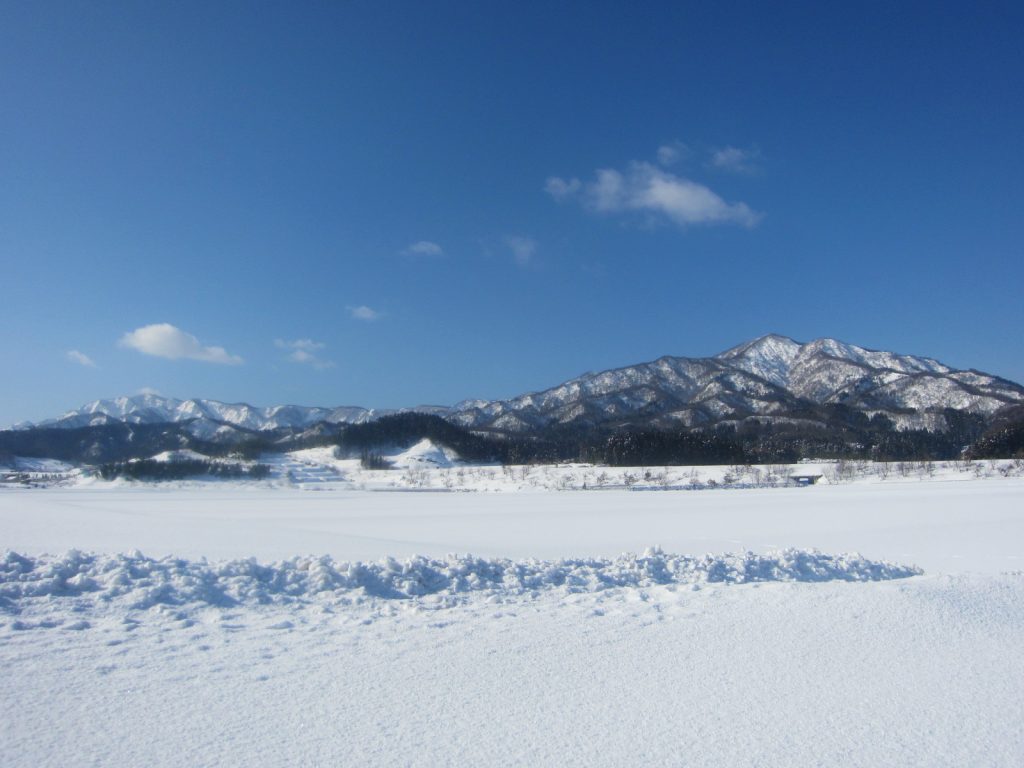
[[709, 146, 761, 174], [656, 140, 689, 167], [348, 305, 382, 322], [505, 235, 537, 267], [137, 386, 161, 396], [546, 160, 761, 228], [543, 176, 581, 202], [119, 323, 243, 365], [275, 338, 335, 370], [66, 350, 97, 368], [403, 240, 444, 257], [275, 338, 324, 352]]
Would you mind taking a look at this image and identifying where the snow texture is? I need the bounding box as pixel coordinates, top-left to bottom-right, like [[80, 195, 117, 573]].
[[3, 481, 1023, 767], [0, 548, 920, 610]]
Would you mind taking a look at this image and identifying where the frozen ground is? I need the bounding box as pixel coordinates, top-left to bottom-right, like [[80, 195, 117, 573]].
[[3, 479, 1023, 571], [2, 479, 1023, 766]]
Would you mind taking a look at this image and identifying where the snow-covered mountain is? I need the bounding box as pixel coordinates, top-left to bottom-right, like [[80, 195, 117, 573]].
[[23, 394, 380, 439], [447, 334, 1024, 433], [15, 335, 1024, 438]]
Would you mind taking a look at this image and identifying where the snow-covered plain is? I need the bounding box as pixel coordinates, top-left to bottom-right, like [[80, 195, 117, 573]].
[[2, 476, 1023, 766]]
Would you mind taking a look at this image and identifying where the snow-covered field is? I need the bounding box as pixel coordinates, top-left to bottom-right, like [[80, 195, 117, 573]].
[[3, 477, 1023, 766]]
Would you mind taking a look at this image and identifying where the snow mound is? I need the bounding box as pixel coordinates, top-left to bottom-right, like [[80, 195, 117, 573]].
[[147, 449, 211, 463], [388, 438, 460, 469], [1, 548, 921, 609]]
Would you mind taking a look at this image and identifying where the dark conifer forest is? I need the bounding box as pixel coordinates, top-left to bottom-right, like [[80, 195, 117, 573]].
[[3, 405, 1019, 470]]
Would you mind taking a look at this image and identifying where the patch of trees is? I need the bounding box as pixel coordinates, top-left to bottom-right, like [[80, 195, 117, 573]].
[[359, 451, 394, 470], [966, 405, 1024, 459], [711, 409, 987, 462], [594, 429, 749, 466], [98, 459, 271, 481]]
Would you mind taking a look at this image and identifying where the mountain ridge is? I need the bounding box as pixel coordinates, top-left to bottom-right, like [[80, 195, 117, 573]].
[[11, 334, 1024, 439], [446, 334, 1021, 435]]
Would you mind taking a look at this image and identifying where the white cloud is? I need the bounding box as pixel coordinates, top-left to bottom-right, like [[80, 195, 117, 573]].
[[118, 323, 243, 365], [136, 387, 161, 396], [553, 160, 761, 228], [403, 240, 444, 257], [348, 305, 382, 322], [66, 350, 97, 368], [505, 235, 537, 267], [275, 338, 335, 369], [275, 338, 324, 352], [710, 146, 760, 174], [288, 348, 335, 370], [656, 141, 689, 166], [544, 176, 581, 202], [589, 168, 627, 212]]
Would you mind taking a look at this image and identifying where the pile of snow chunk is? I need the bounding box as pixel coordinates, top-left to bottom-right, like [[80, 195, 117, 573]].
[[1, 548, 921, 610]]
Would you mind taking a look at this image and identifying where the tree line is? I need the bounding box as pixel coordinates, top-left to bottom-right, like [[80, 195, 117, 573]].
[[97, 459, 271, 481], [1, 405, 1020, 468]]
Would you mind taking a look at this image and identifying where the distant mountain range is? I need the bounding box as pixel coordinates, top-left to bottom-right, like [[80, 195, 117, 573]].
[[14, 334, 1024, 442], [17, 395, 391, 439], [4, 334, 1024, 467]]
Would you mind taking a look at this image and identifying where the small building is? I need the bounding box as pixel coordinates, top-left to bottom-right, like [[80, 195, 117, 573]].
[[789, 473, 823, 486]]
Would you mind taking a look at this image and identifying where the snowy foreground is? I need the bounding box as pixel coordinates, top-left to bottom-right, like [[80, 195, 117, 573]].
[[2, 480, 1024, 766]]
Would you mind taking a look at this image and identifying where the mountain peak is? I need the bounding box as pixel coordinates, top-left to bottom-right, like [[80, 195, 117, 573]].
[[716, 334, 803, 387]]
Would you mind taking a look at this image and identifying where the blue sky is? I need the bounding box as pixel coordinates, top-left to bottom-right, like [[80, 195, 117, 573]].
[[3, 1, 1023, 424]]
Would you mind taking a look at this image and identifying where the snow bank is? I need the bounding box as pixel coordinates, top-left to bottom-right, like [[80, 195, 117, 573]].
[[1, 548, 921, 610]]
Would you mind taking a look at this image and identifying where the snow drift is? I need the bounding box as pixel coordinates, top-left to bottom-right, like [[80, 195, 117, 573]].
[[1, 548, 921, 611]]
